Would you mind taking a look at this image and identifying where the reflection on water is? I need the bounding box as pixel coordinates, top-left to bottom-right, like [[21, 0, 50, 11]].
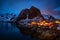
[[0, 22, 37, 40]]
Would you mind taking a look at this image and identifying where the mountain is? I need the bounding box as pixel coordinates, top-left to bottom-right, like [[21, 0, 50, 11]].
[[42, 15, 56, 20], [0, 13, 16, 22], [16, 6, 45, 22]]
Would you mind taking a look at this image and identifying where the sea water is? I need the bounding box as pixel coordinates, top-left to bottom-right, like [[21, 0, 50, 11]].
[[0, 22, 37, 40]]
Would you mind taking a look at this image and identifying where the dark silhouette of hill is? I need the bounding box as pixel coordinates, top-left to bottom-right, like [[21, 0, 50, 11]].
[[16, 6, 45, 22]]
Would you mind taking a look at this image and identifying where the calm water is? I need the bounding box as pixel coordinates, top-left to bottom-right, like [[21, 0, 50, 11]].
[[0, 22, 37, 40]]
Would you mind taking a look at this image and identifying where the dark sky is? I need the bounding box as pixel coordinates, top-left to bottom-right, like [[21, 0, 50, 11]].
[[0, 0, 60, 18]]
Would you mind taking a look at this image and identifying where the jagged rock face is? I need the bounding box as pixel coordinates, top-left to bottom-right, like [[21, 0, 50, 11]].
[[29, 6, 44, 19], [16, 6, 44, 22], [17, 9, 30, 20]]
